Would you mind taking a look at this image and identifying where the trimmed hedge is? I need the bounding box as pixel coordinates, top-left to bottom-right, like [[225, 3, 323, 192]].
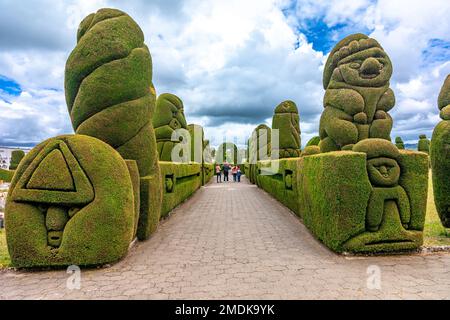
[[306, 136, 321, 147], [395, 136, 405, 149], [297, 141, 428, 253], [9, 150, 25, 170], [202, 163, 214, 185], [271, 100, 301, 158], [159, 162, 202, 218], [0, 168, 14, 183], [431, 75, 450, 227], [319, 33, 394, 152], [216, 143, 238, 165], [5, 135, 135, 268], [417, 134, 430, 154], [65, 8, 162, 241]]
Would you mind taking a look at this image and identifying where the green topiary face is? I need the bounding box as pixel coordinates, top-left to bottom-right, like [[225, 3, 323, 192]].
[[367, 157, 400, 187], [5, 135, 135, 267]]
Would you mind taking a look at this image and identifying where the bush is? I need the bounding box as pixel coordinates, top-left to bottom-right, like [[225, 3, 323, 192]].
[[5, 135, 135, 268], [417, 134, 430, 154], [271, 100, 301, 158], [159, 162, 202, 218], [65, 8, 162, 241], [395, 136, 405, 149], [306, 136, 321, 147], [431, 75, 450, 227], [0, 168, 14, 183], [9, 150, 25, 170]]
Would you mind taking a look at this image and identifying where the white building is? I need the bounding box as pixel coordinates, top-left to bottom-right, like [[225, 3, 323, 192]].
[[0, 147, 31, 169]]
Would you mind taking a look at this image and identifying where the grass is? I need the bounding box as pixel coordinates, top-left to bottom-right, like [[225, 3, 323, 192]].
[[0, 229, 10, 268], [0, 171, 448, 269], [423, 171, 450, 246]]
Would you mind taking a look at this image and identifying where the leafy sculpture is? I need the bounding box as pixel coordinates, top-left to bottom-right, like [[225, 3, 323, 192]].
[[417, 134, 430, 154], [5, 135, 135, 267], [319, 34, 394, 152], [153, 93, 188, 161], [65, 8, 162, 240], [272, 100, 301, 158], [188, 124, 204, 163], [306, 136, 321, 147], [9, 150, 25, 170], [431, 75, 450, 227], [395, 137, 405, 150]]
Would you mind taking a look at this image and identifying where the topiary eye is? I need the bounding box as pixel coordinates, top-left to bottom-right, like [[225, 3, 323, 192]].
[[350, 62, 361, 69]]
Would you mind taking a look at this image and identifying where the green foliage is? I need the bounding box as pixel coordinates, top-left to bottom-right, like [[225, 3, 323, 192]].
[[271, 100, 301, 158], [319, 33, 394, 153], [306, 136, 321, 147], [438, 74, 450, 120], [9, 150, 25, 170], [0, 168, 14, 183], [65, 8, 162, 240], [301, 146, 321, 157], [216, 143, 238, 164], [202, 163, 214, 185], [395, 136, 405, 149], [159, 162, 202, 218], [5, 135, 135, 268], [153, 93, 188, 161], [418, 134, 430, 154]]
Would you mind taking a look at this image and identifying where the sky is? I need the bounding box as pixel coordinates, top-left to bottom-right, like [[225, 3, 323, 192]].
[[0, 0, 449, 149]]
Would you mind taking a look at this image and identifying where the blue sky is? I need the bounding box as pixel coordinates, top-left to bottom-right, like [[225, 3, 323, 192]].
[[0, 0, 449, 148]]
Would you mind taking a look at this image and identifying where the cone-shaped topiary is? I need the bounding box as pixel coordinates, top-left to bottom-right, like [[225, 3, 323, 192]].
[[395, 137, 405, 149], [65, 8, 162, 240], [9, 150, 25, 170], [271, 100, 301, 158], [153, 93, 188, 162], [319, 34, 395, 153], [431, 75, 450, 227], [5, 135, 135, 268], [417, 134, 430, 154]]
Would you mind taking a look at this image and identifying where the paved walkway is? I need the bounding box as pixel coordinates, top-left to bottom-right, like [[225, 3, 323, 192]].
[[0, 177, 449, 299]]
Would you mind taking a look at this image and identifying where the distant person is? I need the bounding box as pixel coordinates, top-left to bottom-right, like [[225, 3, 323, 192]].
[[236, 166, 242, 183], [232, 165, 238, 182], [215, 164, 222, 183], [223, 162, 231, 182]]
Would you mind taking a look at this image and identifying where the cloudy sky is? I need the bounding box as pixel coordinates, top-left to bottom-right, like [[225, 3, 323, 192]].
[[0, 0, 449, 148]]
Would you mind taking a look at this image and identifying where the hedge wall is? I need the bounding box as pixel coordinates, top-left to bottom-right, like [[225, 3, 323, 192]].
[[159, 162, 202, 218], [0, 168, 14, 183]]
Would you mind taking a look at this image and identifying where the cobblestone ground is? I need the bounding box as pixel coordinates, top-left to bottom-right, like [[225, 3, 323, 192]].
[[0, 177, 449, 300]]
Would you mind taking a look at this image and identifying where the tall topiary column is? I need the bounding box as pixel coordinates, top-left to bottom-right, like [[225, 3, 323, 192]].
[[395, 137, 405, 149], [319, 33, 395, 152], [271, 100, 301, 159], [65, 8, 162, 240], [418, 134, 430, 154], [153, 93, 188, 161], [431, 75, 450, 227], [9, 150, 25, 170]]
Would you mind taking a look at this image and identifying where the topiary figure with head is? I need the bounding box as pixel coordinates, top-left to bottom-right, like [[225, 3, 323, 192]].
[[65, 8, 162, 240], [319, 34, 395, 153], [431, 75, 450, 227], [271, 100, 301, 158], [417, 134, 430, 154], [395, 137, 405, 150]]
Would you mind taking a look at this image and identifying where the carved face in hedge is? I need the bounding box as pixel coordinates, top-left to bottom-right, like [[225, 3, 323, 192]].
[[5, 135, 135, 267], [367, 157, 400, 187], [324, 34, 393, 88]]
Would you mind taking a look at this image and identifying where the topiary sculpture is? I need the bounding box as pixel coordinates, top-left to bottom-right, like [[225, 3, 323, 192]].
[[9, 150, 25, 170], [395, 137, 405, 150], [306, 136, 321, 147], [417, 134, 430, 154], [271, 100, 301, 158], [65, 8, 162, 240], [319, 34, 395, 153], [431, 75, 450, 227], [153, 93, 188, 162], [5, 135, 135, 267]]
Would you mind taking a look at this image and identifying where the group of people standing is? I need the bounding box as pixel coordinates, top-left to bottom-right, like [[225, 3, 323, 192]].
[[215, 162, 242, 183]]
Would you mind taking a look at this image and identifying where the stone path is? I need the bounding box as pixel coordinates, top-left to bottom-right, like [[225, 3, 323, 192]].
[[0, 177, 449, 300]]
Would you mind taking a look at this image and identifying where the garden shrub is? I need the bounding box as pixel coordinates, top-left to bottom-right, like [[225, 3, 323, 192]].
[[9, 150, 25, 170], [271, 100, 301, 158], [5, 135, 135, 268], [417, 134, 430, 154], [306, 136, 321, 147], [319, 33, 394, 152], [65, 8, 162, 240], [159, 162, 202, 218], [395, 137, 405, 149], [0, 168, 14, 183], [431, 75, 450, 227]]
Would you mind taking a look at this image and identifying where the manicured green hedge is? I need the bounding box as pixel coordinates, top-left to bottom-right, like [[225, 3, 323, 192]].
[[271, 100, 301, 158], [417, 134, 430, 154], [159, 162, 202, 218], [257, 158, 301, 215], [5, 135, 135, 268], [9, 150, 25, 170], [0, 168, 14, 183], [202, 163, 214, 185]]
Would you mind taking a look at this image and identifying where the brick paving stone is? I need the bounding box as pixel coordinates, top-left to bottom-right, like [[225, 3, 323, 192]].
[[0, 177, 449, 300]]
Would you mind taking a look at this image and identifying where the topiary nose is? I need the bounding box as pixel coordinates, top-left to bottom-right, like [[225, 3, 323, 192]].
[[361, 57, 382, 76]]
